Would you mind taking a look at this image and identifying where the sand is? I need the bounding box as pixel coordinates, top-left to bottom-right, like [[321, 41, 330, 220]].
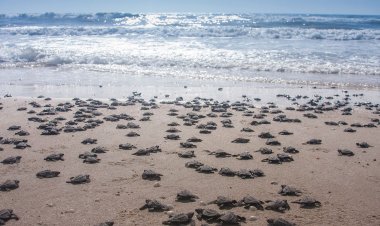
[[0, 93, 379, 226]]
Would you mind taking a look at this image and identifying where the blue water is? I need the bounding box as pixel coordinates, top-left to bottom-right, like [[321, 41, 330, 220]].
[[0, 13, 379, 87]]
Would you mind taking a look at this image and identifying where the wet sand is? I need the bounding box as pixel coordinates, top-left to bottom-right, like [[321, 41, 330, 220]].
[[0, 93, 379, 226]]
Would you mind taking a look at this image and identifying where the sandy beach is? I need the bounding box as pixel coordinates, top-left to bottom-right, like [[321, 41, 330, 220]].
[[0, 90, 379, 226]]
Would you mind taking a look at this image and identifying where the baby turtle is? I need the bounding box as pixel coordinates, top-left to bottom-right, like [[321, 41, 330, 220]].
[[255, 147, 273, 154], [7, 125, 21, 131], [119, 143, 137, 150], [277, 153, 294, 162], [195, 208, 221, 223], [165, 134, 180, 140], [196, 165, 218, 174], [266, 139, 281, 146], [132, 149, 151, 156], [0, 180, 19, 191], [66, 175, 91, 184], [207, 149, 233, 158], [199, 129, 211, 134], [139, 199, 170, 212], [236, 152, 253, 160], [162, 212, 194, 225], [167, 122, 180, 126], [186, 137, 202, 142], [44, 153, 64, 161], [185, 160, 204, 169], [208, 196, 238, 209], [356, 142, 372, 148], [262, 156, 282, 164], [81, 138, 97, 144], [166, 128, 181, 133], [95, 222, 114, 226], [1, 156, 21, 164], [178, 150, 196, 158], [231, 138, 250, 143], [238, 169, 257, 179], [344, 128, 356, 133], [176, 190, 199, 202], [267, 218, 296, 226], [238, 196, 264, 210], [292, 196, 321, 208], [36, 170, 60, 178], [15, 130, 30, 136], [241, 127, 254, 132], [83, 157, 101, 164], [0, 209, 19, 225], [79, 152, 97, 159], [142, 170, 162, 180], [283, 146, 299, 154], [219, 167, 236, 177], [278, 185, 302, 196], [258, 132, 275, 139], [180, 142, 197, 148], [126, 131, 140, 137], [265, 200, 290, 212], [14, 142, 31, 149], [91, 146, 108, 153], [218, 212, 246, 225], [251, 169, 265, 177], [279, 130, 293, 135], [338, 149, 354, 156], [303, 139, 322, 145]]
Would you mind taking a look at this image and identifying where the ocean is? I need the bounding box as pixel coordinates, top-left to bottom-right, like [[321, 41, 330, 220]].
[[0, 13, 379, 98]]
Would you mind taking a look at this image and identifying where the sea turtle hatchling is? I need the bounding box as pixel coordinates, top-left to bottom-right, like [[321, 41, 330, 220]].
[[139, 199, 171, 212], [176, 190, 199, 202], [178, 150, 196, 158], [265, 200, 290, 212], [303, 139, 322, 145], [236, 152, 253, 160], [277, 153, 294, 162], [83, 157, 101, 164], [207, 149, 233, 158], [279, 130, 293, 135], [266, 139, 281, 146], [162, 212, 194, 225], [356, 142, 372, 148], [44, 153, 64, 161], [15, 130, 30, 136], [81, 138, 97, 144], [36, 170, 60, 178], [236, 169, 255, 179], [231, 138, 250, 143], [255, 147, 273, 154], [166, 128, 181, 133], [94, 222, 114, 226], [238, 196, 264, 210], [278, 185, 302, 196], [186, 137, 202, 142], [119, 143, 136, 150], [338, 149, 354, 156], [14, 142, 31, 149], [180, 142, 197, 148], [91, 146, 108, 153], [258, 132, 275, 139], [267, 218, 296, 226], [1, 156, 21, 164], [66, 174, 91, 184], [126, 131, 140, 137], [292, 196, 321, 208], [195, 208, 221, 223], [219, 167, 236, 177], [283, 146, 299, 154], [142, 170, 162, 180], [165, 134, 180, 140], [241, 127, 254, 132], [208, 196, 238, 209], [79, 152, 97, 159], [0, 209, 19, 225], [0, 180, 19, 191], [218, 212, 246, 225], [262, 156, 282, 164], [185, 160, 204, 169], [195, 165, 218, 174], [7, 125, 21, 131]]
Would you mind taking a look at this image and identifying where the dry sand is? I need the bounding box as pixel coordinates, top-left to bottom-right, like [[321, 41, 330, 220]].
[[0, 94, 379, 226]]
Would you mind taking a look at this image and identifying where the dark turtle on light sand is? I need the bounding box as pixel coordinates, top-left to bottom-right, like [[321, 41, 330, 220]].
[[178, 150, 196, 158], [36, 170, 60, 178], [15, 130, 30, 136], [126, 131, 140, 137], [338, 149, 354, 156], [279, 130, 293, 135], [185, 160, 204, 169], [0, 209, 19, 225], [165, 134, 180, 140], [166, 128, 182, 133], [265, 200, 290, 212], [81, 138, 97, 144], [207, 149, 233, 158], [292, 196, 321, 208], [255, 147, 273, 154], [196, 165, 218, 174], [208, 196, 238, 209], [14, 142, 31, 149], [94, 221, 114, 226], [79, 152, 97, 159], [195, 208, 221, 223], [180, 142, 197, 148], [0, 180, 19, 191], [303, 139, 322, 145], [119, 143, 136, 150], [258, 132, 275, 139], [238, 195, 264, 210], [278, 185, 302, 196], [1, 156, 21, 164], [356, 142, 372, 148], [262, 156, 282, 164], [219, 167, 236, 177], [266, 139, 281, 146], [83, 157, 101, 164], [251, 169, 265, 177], [267, 218, 296, 226], [236, 169, 256, 179], [218, 212, 246, 225], [142, 170, 162, 180], [44, 153, 64, 161], [236, 152, 253, 160], [344, 128, 356, 133], [7, 125, 21, 131], [176, 190, 199, 202], [231, 138, 250, 143], [139, 199, 171, 212], [241, 127, 254, 132], [66, 175, 90, 184], [283, 146, 299, 154], [186, 137, 202, 142], [162, 212, 194, 225], [277, 153, 294, 162], [91, 146, 108, 153]]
